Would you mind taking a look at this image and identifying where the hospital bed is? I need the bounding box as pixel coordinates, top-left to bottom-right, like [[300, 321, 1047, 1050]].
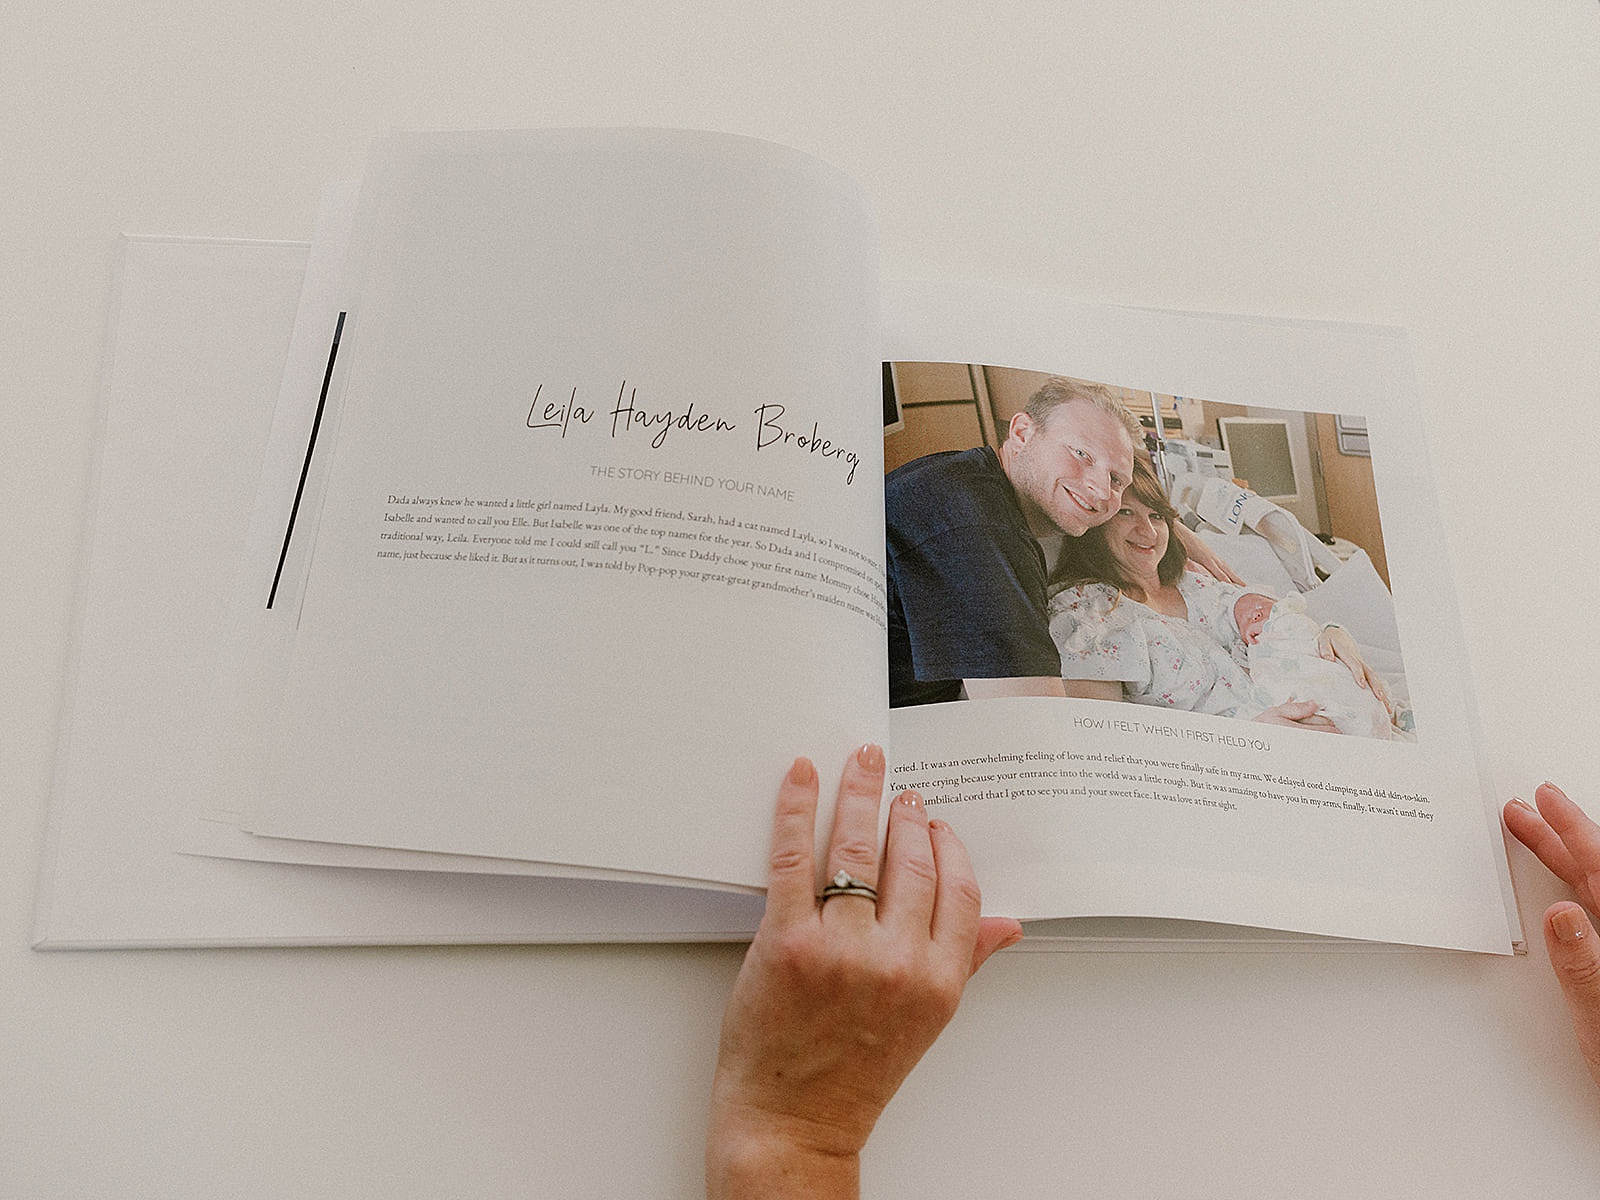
[[1167, 470, 1413, 738]]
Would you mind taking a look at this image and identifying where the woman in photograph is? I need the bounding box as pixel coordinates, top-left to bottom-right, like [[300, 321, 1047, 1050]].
[[1045, 460, 1382, 730]]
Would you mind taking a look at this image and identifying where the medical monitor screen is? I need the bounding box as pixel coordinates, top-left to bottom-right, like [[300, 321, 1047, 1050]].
[[1217, 417, 1299, 501]]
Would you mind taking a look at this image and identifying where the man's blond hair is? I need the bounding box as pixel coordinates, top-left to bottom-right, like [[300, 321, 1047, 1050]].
[[1022, 376, 1142, 444]]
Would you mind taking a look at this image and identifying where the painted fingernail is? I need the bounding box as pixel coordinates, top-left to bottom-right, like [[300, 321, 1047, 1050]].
[[787, 757, 816, 786], [929, 818, 950, 833], [1551, 905, 1590, 944], [856, 743, 885, 772], [896, 790, 924, 809]]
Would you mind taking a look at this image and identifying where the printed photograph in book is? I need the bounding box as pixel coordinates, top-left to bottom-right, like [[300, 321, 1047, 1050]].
[[883, 362, 1410, 740]]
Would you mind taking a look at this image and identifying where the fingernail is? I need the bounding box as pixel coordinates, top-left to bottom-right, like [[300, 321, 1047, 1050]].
[[1000, 929, 1025, 950], [929, 818, 950, 833], [856, 743, 885, 772], [1552, 905, 1590, 944], [1507, 797, 1535, 814], [787, 757, 816, 786], [896, 790, 924, 809]]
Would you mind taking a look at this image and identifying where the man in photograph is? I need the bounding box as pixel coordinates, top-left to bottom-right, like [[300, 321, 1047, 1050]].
[[885, 377, 1141, 707]]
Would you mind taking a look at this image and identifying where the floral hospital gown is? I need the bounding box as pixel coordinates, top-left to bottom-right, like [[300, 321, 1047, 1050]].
[[1047, 574, 1261, 717]]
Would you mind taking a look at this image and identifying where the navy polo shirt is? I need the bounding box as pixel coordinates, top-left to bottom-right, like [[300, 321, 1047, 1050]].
[[885, 446, 1062, 706]]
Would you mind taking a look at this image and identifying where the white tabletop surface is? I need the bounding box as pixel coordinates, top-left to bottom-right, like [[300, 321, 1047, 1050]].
[[8, 3, 1600, 1196]]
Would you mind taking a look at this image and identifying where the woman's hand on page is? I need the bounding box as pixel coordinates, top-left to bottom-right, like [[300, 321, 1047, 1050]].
[[1504, 783, 1600, 1089], [706, 745, 1023, 1200]]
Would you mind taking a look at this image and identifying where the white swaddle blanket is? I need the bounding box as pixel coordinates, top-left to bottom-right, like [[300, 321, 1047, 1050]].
[[1245, 595, 1393, 739]]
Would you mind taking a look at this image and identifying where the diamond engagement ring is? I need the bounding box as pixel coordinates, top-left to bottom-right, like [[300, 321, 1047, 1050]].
[[819, 869, 879, 902]]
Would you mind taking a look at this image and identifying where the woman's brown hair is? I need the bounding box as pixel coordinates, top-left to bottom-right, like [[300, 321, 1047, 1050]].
[[1049, 455, 1187, 597]]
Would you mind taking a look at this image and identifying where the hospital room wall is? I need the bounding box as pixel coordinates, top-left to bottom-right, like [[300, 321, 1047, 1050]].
[[1193, 399, 1391, 588], [1314, 413, 1390, 586]]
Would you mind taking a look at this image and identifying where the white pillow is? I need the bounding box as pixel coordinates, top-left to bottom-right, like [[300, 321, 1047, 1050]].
[[1193, 529, 1297, 596], [1302, 549, 1400, 654]]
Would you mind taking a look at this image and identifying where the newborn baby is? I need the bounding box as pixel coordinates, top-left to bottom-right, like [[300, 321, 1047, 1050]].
[[1234, 592, 1393, 739]]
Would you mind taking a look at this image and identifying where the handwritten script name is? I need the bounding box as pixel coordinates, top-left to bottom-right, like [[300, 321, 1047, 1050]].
[[524, 380, 860, 485]]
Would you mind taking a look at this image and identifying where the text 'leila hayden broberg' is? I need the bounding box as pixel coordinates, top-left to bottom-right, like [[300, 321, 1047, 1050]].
[[524, 381, 861, 485]]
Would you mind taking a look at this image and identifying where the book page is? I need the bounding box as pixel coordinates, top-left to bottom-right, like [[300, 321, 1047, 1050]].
[[880, 282, 1518, 953], [184, 185, 692, 886], [248, 130, 887, 889], [192, 182, 357, 834], [35, 235, 767, 948]]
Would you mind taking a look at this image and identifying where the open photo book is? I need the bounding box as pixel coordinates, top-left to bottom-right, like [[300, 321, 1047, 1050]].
[[35, 128, 1521, 953]]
